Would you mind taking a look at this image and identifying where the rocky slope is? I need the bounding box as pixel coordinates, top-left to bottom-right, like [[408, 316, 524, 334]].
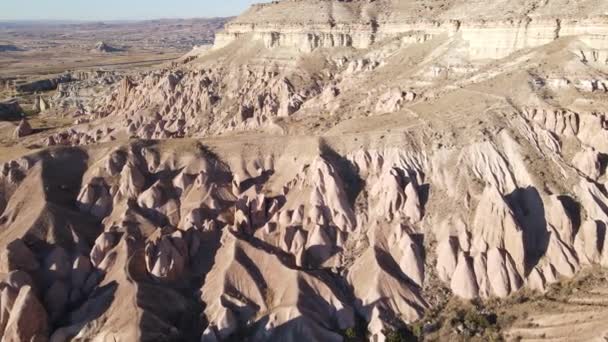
[[2, 0, 608, 341]]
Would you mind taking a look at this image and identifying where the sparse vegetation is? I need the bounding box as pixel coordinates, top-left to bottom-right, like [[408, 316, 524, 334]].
[[444, 305, 502, 341], [23, 108, 40, 117], [408, 298, 512, 341], [409, 321, 423, 339], [343, 327, 359, 341], [341, 314, 369, 342], [383, 327, 417, 342]]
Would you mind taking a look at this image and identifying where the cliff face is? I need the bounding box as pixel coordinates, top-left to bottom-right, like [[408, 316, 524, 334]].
[[216, 0, 608, 59]]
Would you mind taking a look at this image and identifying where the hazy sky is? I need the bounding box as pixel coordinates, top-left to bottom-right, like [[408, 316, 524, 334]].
[[0, 0, 271, 21]]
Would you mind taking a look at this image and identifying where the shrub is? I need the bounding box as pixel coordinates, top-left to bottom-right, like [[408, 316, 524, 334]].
[[344, 327, 358, 340], [383, 327, 417, 342]]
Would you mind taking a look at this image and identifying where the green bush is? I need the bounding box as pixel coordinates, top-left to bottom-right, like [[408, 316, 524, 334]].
[[410, 322, 423, 338], [344, 327, 358, 340], [464, 310, 491, 330], [342, 314, 369, 341]]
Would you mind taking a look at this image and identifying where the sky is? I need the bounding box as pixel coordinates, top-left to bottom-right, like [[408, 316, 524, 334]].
[[0, 0, 271, 21]]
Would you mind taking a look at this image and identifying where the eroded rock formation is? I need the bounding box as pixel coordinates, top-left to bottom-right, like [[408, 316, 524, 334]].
[[4, 0, 608, 340]]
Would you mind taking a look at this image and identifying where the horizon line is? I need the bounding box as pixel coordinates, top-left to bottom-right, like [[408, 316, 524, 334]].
[[0, 16, 233, 23]]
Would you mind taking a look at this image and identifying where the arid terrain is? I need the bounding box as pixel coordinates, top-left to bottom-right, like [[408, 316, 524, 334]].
[[1, 0, 608, 341], [0, 18, 228, 76], [0, 18, 228, 121]]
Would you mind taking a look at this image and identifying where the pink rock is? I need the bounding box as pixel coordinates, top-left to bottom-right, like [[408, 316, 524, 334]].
[[450, 253, 479, 300]]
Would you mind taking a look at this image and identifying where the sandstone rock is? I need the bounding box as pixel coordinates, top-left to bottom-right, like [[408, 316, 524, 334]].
[[71, 255, 92, 289], [105, 150, 127, 176], [145, 232, 188, 282], [173, 171, 194, 195], [13, 119, 33, 138], [0, 287, 18, 337], [404, 182, 423, 223], [44, 280, 69, 321], [77, 180, 112, 218], [349, 241, 427, 326], [394, 231, 425, 286], [203, 233, 354, 340], [3, 271, 34, 290], [472, 186, 525, 274], [3, 286, 49, 342], [137, 181, 166, 209], [90, 232, 119, 267], [436, 237, 458, 283], [34, 96, 50, 112], [375, 88, 407, 114], [473, 253, 491, 298], [44, 247, 71, 280], [572, 147, 603, 180], [369, 168, 405, 220], [544, 227, 579, 278], [0, 240, 39, 273], [574, 220, 604, 265], [486, 248, 522, 298], [118, 162, 145, 198], [308, 157, 356, 231], [450, 253, 478, 299], [285, 227, 307, 266], [527, 267, 547, 292], [305, 225, 336, 267], [576, 180, 608, 223], [545, 195, 575, 245]]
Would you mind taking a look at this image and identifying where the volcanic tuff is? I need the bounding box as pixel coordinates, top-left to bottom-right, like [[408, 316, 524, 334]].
[[2, 0, 608, 341]]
